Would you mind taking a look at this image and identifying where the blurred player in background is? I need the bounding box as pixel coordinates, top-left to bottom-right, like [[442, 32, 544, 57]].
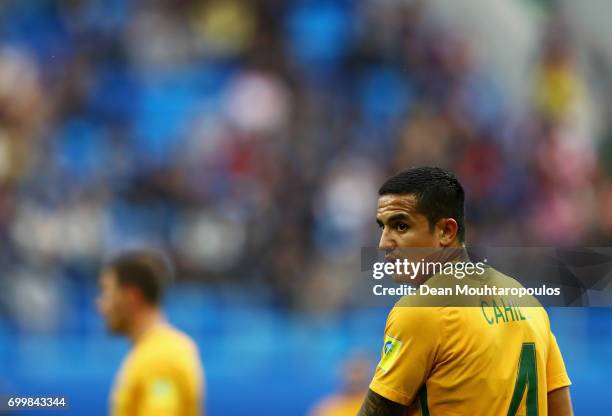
[[358, 167, 572, 415], [97, 250, 204, 416], [309, 355, 371, 416]]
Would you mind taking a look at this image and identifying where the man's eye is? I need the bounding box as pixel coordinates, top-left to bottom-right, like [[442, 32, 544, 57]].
[[396, 223, 409, 231]]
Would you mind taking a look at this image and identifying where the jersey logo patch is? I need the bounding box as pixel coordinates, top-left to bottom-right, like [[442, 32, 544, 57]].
[[148, 379, 179, 409], [151, 380, 173, 397], [378, 335, 402, 372]]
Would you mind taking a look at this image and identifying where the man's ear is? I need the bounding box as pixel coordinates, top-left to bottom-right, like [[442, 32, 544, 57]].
[[123, 285, 142, 306], [437, 218, 459, 246]]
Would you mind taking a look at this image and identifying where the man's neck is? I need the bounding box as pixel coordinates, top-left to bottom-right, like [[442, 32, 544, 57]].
[[411, 244, 468, 286], [444, 244, 468, 262], [127, 308, 166, 344]]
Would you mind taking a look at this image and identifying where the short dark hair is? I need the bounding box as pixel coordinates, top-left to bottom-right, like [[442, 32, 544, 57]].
[[378, 167, 465, 242], [105, 250, 174, 305]]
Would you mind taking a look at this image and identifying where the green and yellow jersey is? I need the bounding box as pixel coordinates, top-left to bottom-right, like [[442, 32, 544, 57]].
[[370, 268, 570, 415], [111, 324, 204, 416]]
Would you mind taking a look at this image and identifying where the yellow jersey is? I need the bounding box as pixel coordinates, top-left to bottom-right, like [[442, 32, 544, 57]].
[[370, 268, 571, 416], [111, 324, 204, 416]]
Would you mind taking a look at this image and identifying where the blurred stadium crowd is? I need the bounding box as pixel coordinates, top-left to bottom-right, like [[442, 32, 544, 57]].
[[0, 0, 612, 316], [1, 0, 612, 414], [0, 0, 609, 306], [2, 0, 612, 315]]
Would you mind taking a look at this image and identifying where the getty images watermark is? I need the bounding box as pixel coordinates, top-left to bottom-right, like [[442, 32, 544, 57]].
[[371, 258, 561, 298], [360, 247, 612, 307]]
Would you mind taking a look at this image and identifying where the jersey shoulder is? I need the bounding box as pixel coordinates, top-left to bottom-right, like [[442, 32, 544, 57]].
[[133, 325, 201, 371]]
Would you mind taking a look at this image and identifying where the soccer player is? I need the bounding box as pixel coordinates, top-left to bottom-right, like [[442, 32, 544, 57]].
[[96, 250, 204, 416], [358, 167, 572, 415]]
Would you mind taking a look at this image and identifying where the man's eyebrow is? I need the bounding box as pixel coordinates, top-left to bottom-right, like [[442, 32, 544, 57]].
[[376, 213, 412, 225], [387, 213, 412, 223]]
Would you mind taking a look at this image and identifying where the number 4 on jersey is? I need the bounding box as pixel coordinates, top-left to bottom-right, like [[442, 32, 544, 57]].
[[507, 343, 538, 416]]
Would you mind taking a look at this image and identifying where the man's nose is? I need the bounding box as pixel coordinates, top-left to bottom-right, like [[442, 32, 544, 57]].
[[378, 229, 396, 251]]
